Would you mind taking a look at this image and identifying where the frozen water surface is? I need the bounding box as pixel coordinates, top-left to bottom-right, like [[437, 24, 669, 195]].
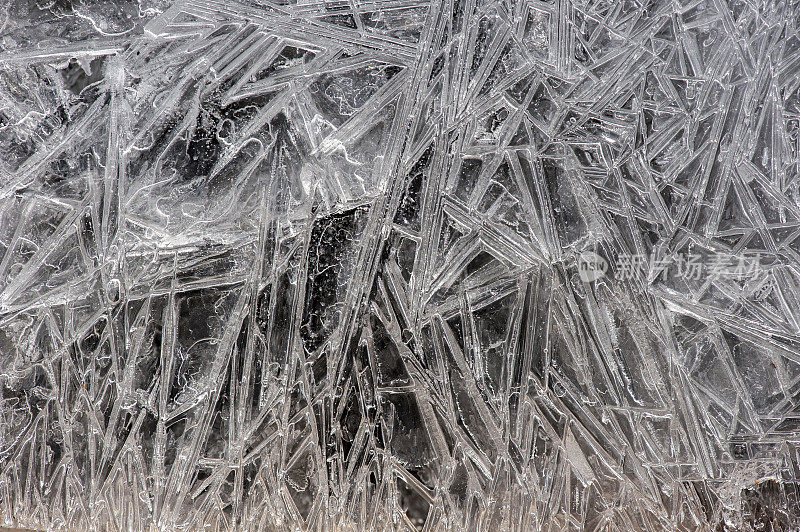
[[1, 0, 800, 530]]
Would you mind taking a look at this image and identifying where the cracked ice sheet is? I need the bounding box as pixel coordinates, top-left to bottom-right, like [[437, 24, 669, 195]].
[[2, 0, 800, 530]]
